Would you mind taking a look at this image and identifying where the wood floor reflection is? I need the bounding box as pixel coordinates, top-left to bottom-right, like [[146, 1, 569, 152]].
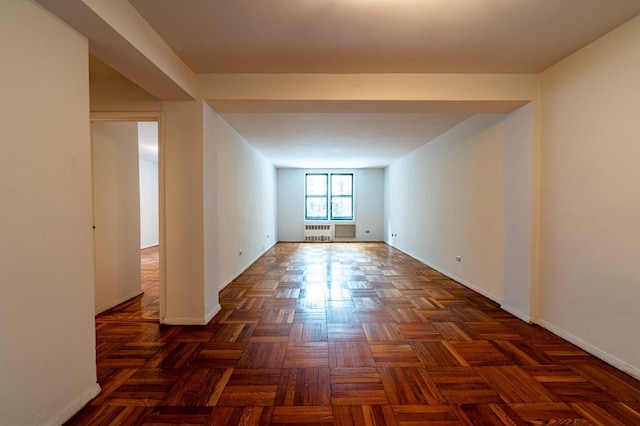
[[71, 242, 640, 425]]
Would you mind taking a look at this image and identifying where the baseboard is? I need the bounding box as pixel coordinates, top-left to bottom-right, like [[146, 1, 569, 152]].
[[383, 242, 640, 380], [205, 303, 222, 325], [218, 242, 277, 291], [388, 243, 503, 305], [162, 316, 206, 325], [161, 304, 221, 325], [95, 289, 144, 315], [500, 302, 531, 323], [48, 383, 101, 426], [535, 319, 640, 380]]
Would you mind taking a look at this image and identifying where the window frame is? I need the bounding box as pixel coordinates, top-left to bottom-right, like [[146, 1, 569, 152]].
[[304, 172, 354, 221], [329, 173, 354, 221], [304, 173, 329, 220]]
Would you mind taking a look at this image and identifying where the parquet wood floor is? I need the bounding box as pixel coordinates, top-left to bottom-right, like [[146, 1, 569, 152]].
[[95, 246, 160, 322], [69, 243, 640, 425]]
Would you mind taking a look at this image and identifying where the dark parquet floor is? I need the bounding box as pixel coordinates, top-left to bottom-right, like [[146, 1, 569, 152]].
[[94, 245, 160, 322], [69, 243, 640, 425]]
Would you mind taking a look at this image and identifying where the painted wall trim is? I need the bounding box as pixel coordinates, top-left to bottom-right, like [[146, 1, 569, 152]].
[[49, 383, 101, 426], [500, 302, 531, 323], [386, 242, 503, 305], [535, 319, 640, 381], [162, 317, 209, 326], [95, 289, 144, 315]]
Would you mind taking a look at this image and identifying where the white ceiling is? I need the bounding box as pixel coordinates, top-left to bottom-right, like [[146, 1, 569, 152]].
[[115, 1, 640, 168], [219, 112, 472, 168]]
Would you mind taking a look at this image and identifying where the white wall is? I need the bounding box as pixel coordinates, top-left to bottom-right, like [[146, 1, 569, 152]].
[[277, 168, 385, 241], [385, 115, 506, 301], [92, 122, 142, 314], [203, 103, 221, 319], [502, 103, 535, 321], [214, 112, 277, 289], [139, 159, 159, 248], [277, 168, 305, 241], [0, 1, 99, 424], [539, 15, 640, 377]]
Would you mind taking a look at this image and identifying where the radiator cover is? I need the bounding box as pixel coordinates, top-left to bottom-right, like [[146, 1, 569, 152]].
[[304, 224, 332, 242]]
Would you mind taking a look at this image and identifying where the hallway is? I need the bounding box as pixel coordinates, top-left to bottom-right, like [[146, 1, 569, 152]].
[[71, 243, 640, 424]]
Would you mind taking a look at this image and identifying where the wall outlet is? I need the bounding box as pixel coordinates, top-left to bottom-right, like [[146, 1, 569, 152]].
[[239, 250, 243, 256], [365, 230, 370, 234], [456, 256, 461, 262]]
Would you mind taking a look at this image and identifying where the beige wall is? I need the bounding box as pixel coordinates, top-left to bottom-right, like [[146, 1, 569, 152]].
[[385, 115, 506, 302], [92, 121, 142, 314], [162, 100, 207, 324], [0, 1, 99, 424], [89, 55, 161, 112], [539, 15, 640, 377]]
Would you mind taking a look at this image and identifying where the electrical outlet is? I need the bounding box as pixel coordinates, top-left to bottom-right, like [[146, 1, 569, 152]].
[[456, 256, 461, 262], [365, 230, 370, 234], [239, 250, 243, 256]]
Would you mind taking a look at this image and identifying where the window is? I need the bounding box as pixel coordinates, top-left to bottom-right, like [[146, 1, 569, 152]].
[[330, 174, 353, 219], [305, 174, 328, 220], [305, 173, 353, 220]]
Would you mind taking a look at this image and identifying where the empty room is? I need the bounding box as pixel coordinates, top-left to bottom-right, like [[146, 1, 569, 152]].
[[2, 1, 640, 425]]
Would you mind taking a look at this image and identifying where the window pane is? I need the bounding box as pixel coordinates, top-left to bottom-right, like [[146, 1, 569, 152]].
[[306, 197, 328, 219], [306, 174, 328, 195], [331, 174, 352, 196], [331, 197, 353, 219]]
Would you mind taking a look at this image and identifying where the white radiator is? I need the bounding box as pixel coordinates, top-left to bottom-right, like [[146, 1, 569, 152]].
[[304, 224, 332, 242]]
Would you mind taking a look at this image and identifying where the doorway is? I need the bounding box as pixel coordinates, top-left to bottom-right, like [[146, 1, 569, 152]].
[[90, 112, 165, 323]]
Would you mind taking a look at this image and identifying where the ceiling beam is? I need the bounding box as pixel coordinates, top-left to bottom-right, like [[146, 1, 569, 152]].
[[200, 73, 538, 114], [36, 0, 196, 100]]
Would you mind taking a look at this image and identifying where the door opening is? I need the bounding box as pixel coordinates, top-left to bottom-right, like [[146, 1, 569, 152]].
[[90, 113, 165, 323]]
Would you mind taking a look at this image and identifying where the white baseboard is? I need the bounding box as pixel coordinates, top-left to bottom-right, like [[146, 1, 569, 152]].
[[205, 303, 222, 325], [95, 289, 144, 315], [388, 243, 503, 305], [162, 303, 222, 325], [383, 242, 640, 380], [535, 319, 640, 380], [48, 383, 101, 426], [162, 316, 207, 325], [218, 242, 277, 291], [500, 302, 531, 323]]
